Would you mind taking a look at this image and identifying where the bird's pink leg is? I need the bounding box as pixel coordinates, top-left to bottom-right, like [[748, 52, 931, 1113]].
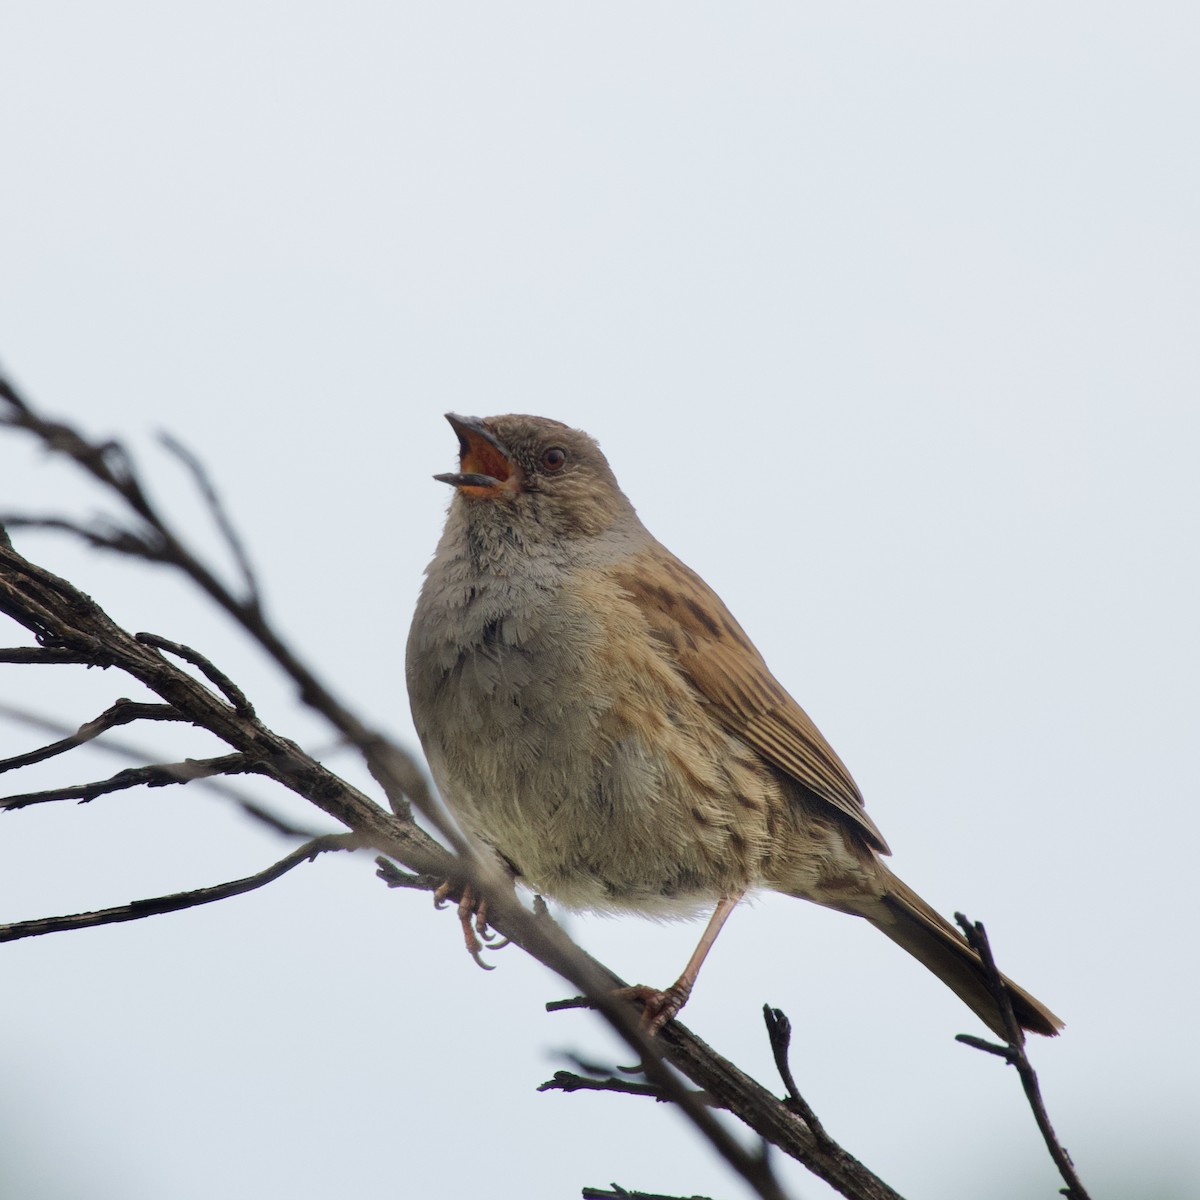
[[618, 892, 743, 1034]]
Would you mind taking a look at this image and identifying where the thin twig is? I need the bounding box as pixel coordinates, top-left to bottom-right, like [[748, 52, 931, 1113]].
[[4, 377, 438, 830], [954, 914, 1090, 1200], [0, 834, 359, 942], [136, 632, 256, 717], [0, 700, 319, 838], [0, 646, 94, 664], [544, 997, 903, 1200], [0, 513, 165, 558], [538, 1071, 675, 1102], [0, 699, 183, 772], [159, 432, 263, 611], [547, 996, 597, 1013], [374, 856, 442, 893], [762, 1006, 829, 1143], [954, 1034, 1010, 1060], [0, 752, 254, 809], [582, 1187, 715, 1200], [2, 378, 917, 1200], [563, 1052, 646, 1078]]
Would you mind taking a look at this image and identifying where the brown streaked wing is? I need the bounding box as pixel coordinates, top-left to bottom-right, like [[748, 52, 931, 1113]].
[[614, 548, 891, 855]]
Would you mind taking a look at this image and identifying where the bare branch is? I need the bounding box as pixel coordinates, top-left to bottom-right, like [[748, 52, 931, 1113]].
[[3, 374, 439, 831], [0, 700, 319, 838], [0, 511, 448, 875], [0, 646, 93, 663], [583, 1188, 716, 1200], [0, 489, 808, 1200], [374, 856, 443, 893], [135, 632, 256, 717], [538, 1071, 674, 1102], [0, 833, 359, 942], [546, 997, 904, 1200], [655, 1020, 905, 1200], [954, 914, 1090, 1200], [0, 699, 183, 772], [0, 513, 165, 559], [159, 431, 263, 610], [0, 752, 254, 810], [954, 1034, 1011, 1060], [539, 1053, 706, 1104], [2, 380, 935, 1200], [546, 996, 600, 1013], [762, 1006, 830, 1144]]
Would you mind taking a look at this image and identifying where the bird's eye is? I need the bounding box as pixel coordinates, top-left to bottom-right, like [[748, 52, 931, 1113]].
[[541, 447, 567, 472]]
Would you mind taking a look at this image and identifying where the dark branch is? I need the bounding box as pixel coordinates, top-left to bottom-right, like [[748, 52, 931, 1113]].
[[0, 699, 183, 773], [654, 1021, 905, 1200], [0, 752, 254, 810], [135, 632, 256, 717], [954, 1034, 1011, 1060], [582, 1188, 716, 1200], [0, 646, 94, 664], [3, 375, 442, 832], [546, 999, 904, 1200], [762, 1006, 830, 1143], [2, 378, 922, 1200], [0, 700, 319, 838], [0, 513, 166, 559], [0, 834, 359, 942], [538, 1070, 674, 1102], [546, 995, 598, 1013], [158, 432, 263, 610], [374, 856, 443, 893], [563, 1052, 647, 1078], [954, 914, 1090, 1200]]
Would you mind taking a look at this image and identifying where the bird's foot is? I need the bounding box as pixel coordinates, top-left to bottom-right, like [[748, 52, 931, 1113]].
[[433, 881, 511, 969], [615, 980, 693, 1036]]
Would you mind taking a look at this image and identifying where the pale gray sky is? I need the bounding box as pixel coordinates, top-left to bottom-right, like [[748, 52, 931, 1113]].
[[2, 5, 1197, 1199]]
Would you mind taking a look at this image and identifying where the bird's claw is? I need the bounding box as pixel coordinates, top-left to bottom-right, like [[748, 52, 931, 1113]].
[[433, 881, 510, 969], [615, 980, 693, 1036]]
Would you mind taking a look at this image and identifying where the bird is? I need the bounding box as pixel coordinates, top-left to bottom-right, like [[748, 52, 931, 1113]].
[[405, 413, 1063, 1038]]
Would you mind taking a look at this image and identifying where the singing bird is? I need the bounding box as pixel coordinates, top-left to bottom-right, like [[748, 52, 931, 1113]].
[[406, 413, 1062, 1037]]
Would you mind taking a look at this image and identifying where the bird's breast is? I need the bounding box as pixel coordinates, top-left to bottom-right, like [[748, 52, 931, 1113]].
[[406, 557, 779, 913], [407, 557, 614, 825]]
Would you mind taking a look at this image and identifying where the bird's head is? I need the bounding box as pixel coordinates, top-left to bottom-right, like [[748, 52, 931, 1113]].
[[435, 413, 635, 538]]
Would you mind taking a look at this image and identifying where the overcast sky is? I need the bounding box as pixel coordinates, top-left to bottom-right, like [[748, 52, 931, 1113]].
[[2, 5, 1197, 1199]]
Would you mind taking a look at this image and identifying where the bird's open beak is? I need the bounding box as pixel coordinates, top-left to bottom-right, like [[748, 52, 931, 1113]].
[[434, 414, 518, 497]]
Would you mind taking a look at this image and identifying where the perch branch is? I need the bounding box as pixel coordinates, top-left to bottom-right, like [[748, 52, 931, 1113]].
[[1, 376, 930, 1200], [1, 373, 444, 835], [0, 513, 798, 1200], [546, 996, 904, 1200]]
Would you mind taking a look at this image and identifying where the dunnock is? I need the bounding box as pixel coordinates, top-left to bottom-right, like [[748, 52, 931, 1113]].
[[406, 414, 1062, 1037]]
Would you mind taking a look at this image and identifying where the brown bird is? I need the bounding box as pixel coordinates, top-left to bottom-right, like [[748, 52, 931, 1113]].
[[406, 413, 1062, 1038]]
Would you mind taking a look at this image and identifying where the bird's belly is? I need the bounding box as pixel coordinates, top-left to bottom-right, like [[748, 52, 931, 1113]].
[[420, 640, 778, 917]]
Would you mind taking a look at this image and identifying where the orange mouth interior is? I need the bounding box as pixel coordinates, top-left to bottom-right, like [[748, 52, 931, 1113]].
[[460, 430, 513, 482]]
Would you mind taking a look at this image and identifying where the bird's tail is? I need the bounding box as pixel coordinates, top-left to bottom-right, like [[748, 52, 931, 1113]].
[[864, 870, 1063, 1038]]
